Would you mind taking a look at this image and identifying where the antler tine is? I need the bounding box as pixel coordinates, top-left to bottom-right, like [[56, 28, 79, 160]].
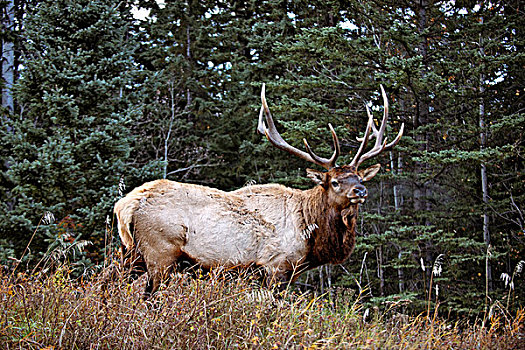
[[350, 85, 404, 168], [258, 84, 340, 170], [356, 85, 388, 144], [383, 123, 404, 151], [356, 103, 379, 142], [303, 123, 340, 169], [376, 85, 389, 144], [327, 123, 341, 166], [349, 108, 374, 167], [357, 123, 404, 164]]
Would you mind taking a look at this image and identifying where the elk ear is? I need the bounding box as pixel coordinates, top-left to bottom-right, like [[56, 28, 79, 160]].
[[306, 168, 327, 185], [358, 164, 381, 182]]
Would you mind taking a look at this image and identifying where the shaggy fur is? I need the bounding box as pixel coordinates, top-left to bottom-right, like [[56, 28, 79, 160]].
[[114, 164, 380, 296]]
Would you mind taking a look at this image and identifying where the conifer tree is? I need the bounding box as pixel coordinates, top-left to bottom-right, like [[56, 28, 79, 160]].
[[131, 0, 224, 187], [254, 0, 524, 312], [1, 0, 141, 260], [0, 0, 521, 314]]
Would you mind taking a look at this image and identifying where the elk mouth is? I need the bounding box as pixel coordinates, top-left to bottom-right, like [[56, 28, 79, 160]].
[[349, 197, 366, 204]]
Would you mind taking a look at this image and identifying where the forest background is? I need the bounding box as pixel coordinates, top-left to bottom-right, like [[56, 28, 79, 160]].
[[0, 0, 523, 317]]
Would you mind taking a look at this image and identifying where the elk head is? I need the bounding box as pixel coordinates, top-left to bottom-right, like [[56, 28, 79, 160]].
[[257, 84, 404, 209]]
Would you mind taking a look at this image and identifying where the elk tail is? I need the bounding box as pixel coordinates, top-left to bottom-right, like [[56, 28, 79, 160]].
[[114, 193, 149, 277], [114, 195, 137, 251]]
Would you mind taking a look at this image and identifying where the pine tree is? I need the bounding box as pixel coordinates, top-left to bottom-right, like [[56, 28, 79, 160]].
[[200, 0, 300, 189], [252, 0, 525, 313], [1, 0, 521, 314], [1, 0, 141, 264], [130, 0, 222, 187]]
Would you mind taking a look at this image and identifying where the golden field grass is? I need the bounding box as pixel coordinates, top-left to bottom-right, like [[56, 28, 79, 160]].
[[1, 263, 523, 349]]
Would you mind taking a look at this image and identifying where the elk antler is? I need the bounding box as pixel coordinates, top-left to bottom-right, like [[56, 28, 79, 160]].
[[258, 84, 340, 170], [349, 85, 404, 168]]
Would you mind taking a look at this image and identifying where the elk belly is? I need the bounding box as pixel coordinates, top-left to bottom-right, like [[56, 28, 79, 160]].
[[180, 211, 273, 268]]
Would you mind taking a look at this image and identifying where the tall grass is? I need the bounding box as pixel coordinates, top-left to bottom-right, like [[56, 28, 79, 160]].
[[1, 261, 523, 349]]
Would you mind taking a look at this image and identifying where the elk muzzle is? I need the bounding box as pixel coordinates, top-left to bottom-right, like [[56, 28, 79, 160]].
[[349, 185, 367, 204]]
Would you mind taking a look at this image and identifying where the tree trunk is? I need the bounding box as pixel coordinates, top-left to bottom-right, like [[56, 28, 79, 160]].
[[2, 0, 15, 111], [376, 246, 384, 296], [390, 152, 402, 210], [398, 250, 405, 293], [414, 0, 435, 290], [186, 23, 192, 107], [414, 0, 431, 214], [413, 0, 431, 216], [479, 17, 492, 290], [392, 98, 405, 294], [163, 81, 176, 179], [185, 0, 192, 108]]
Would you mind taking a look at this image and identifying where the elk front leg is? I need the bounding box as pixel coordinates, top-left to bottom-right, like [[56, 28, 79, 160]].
[[264, 266, 293, 291]]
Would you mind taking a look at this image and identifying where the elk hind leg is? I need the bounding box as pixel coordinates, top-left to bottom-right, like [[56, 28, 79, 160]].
[[144, 272, 162, 300], [145, 249, 184, 298], [137, 223, 187, 299], [142, 241, 187, 299]]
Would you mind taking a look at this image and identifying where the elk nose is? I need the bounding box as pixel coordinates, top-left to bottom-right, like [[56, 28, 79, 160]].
[[353, 186, 367, 198]]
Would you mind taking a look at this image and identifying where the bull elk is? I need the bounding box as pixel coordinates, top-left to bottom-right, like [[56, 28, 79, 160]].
[[114, 84, 404, 297]]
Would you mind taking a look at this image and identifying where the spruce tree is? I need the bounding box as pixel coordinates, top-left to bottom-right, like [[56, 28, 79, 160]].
[[1, 0, 140, 264], [251, 0, 525, 313], [131, 0, 221, 187]]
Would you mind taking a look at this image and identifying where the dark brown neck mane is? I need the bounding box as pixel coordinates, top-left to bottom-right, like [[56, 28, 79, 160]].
[[302, 186, 359, 269]]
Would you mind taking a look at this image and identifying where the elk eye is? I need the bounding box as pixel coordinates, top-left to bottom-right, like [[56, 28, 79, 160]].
[[331, 180, 339, 188]]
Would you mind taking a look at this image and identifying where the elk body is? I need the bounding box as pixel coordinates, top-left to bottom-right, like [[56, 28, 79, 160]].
[[114, 85, 403, 297]]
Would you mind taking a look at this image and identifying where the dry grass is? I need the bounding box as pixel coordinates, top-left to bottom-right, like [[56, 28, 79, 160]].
[[1, 263, 523, 349]]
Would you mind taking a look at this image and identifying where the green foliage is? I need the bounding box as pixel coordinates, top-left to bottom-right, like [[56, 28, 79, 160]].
[[1, 0, 141, 258], [0, 0, 523, 317]]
